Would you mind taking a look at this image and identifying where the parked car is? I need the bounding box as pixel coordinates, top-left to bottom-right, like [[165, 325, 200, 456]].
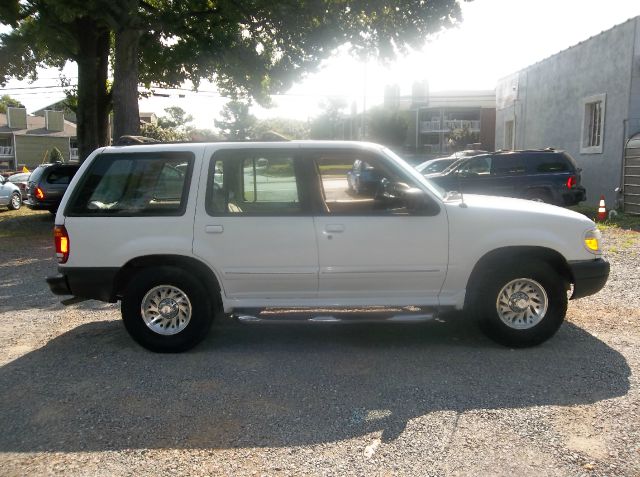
[[416, 157, 458, 175], [346, 159, 383, 194], [26, 163, 80, 213], [416, 150, 487, 175], [427, 149, 586, 206], [47, 141, 608, 352], [0, 174, 22, 210], [7, 172, 30, 200]]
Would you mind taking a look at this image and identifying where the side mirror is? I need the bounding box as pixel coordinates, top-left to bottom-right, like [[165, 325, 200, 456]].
[[403, 188, 440, 216]]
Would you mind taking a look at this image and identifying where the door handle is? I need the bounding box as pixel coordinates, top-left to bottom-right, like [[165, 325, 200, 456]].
[[205, 225, 224, 234], [324, 224, 345, 233]]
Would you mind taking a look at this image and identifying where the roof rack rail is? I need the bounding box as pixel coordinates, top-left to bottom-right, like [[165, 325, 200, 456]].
[[113, 132, 292, 147], [114, 136, 161, 146]]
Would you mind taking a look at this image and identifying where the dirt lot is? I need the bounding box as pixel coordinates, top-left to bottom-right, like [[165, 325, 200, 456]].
[[0, 209, 639, 476]]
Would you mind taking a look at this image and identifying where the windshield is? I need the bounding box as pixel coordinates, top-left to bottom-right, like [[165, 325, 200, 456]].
[[381, 147, 447, 198]]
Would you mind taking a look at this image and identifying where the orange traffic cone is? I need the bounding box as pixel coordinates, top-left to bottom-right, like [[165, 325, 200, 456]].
[[597, 195, 607, 221]]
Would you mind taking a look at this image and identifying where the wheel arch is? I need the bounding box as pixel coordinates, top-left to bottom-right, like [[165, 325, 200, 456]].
[[114, 254, 222, 302], [464, 246, 572, 309]]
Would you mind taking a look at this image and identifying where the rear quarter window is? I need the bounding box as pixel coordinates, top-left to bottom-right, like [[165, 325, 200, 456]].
[[46, 167, 79, 185], [525, 153, 571, 173], [28, 166, 47, 184], [66, 152, 194, 216]]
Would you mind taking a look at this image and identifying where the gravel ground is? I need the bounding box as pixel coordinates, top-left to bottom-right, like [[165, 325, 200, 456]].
[[0, 211, 638, 476]]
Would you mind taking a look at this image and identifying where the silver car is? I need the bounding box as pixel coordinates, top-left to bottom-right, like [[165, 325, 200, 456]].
[[7, 172, 30, 200], [0, 175, 22, 210]]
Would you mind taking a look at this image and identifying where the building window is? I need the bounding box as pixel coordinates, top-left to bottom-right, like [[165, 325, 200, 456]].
[[581, 94, 606, 154], [504, 120, 514, 150]]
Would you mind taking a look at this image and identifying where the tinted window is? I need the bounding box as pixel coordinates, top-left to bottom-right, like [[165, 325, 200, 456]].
[[29, 166, 47, 184], [491, 156, 525, 175], [46, 167, 78, 184], [67, 152, 193, 216], [526, 153, 571, 173], [206, 150, 302, 216], [456, 156, 491, 176]]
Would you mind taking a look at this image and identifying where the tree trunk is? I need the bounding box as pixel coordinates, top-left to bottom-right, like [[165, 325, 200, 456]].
[[112, 28, 141, 139], [75, 20, 100, 162], [96, 30, 111, 147]]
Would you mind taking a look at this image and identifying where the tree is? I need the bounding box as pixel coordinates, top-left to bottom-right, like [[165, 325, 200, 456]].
[[252, 117, 310, 140], [0, 1, 111, 161], [0, 94, 24, 113], [449, 125, 480, 151], [157, 106, 194, 130], [139, 122, 189, 142], [368, 107, 409, 147], [214, 100, 256, 140], [48, 147, 64, 163], [2, 0, 463, 154], [309, 98, 348, 139]]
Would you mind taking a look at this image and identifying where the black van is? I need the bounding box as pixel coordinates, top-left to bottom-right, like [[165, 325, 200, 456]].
[[26, 163, 80, 213], [426, 150, 586, 206]]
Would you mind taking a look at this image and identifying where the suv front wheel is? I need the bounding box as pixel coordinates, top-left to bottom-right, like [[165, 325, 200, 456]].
[[121, 266, 215, 352], [473, 262, 567, 347]]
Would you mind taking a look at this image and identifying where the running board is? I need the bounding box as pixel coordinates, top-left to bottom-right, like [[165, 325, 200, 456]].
[[233, 307, 438, 324]]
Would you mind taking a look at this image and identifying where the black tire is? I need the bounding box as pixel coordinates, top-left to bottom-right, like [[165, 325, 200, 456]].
[[121, 266, 216, 352], [8, 191, 21, 210], [472, 261, 567, 348]]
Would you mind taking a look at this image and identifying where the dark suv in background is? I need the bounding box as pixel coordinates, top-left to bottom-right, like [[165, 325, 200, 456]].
[[26, 163, 80, 213], [426, 149, 586, 206]]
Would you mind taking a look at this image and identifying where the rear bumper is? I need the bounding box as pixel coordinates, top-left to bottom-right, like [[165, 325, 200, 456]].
[[562, 187, 586, 206], [569, 258, 610, 299], [46, 267, 119, 302], [46, 274, 72, 295], [26, 199, 58, 211]]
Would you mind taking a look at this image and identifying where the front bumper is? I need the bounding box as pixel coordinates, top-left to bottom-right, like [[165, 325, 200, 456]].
[[569, 258, 610, 299]]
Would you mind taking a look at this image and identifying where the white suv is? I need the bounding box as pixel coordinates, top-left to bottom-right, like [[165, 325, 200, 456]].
[[46, 141, 609, 352]]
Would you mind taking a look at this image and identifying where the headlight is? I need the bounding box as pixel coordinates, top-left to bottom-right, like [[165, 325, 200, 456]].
[[584, 229, 601, 253]]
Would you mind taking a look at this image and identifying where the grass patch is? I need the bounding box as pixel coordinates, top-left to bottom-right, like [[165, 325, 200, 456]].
[[568, 205, 640, 231], [0, 207, 54, 239]]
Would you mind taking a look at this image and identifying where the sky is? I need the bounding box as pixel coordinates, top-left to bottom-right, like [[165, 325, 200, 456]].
[[2, 0, 639, 129]]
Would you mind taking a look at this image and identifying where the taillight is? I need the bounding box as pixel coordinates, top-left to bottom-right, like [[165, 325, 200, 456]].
[[35, 187, 45, 200], [54, 225, 69, 263], [566, 176, 576, 189]]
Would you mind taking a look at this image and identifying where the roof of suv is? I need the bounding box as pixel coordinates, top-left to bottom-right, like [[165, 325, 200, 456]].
[[101, 140, 390, 156]]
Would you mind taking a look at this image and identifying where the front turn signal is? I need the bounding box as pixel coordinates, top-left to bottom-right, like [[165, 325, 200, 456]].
[[584, 229, 600, 253]]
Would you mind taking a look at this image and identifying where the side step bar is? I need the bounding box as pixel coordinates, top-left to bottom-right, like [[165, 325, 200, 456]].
[[233, 307, 439, 324]]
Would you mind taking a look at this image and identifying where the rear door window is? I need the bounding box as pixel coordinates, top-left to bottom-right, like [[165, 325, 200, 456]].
[[67, 152, 194, 216], [206, 149, 304, 216], [491, 155, 525, 175]]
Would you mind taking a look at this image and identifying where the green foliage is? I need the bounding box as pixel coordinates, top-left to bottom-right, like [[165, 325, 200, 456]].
[[188, 128, 222, 142], [367, 107, 409, 147], [309, 98, 348, 139], [0, 94, 24, 113], [214, 100, 256, 140], [157, 106, 194, 130], [139, 122, 189, 142], [48, 147, 64, 163], [449, 125, 480, 151], [252, 117, 310, 140]]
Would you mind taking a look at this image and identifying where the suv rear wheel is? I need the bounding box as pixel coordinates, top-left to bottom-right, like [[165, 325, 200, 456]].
[[473, 262, 567, 347], [121, 266, 215, 352]]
